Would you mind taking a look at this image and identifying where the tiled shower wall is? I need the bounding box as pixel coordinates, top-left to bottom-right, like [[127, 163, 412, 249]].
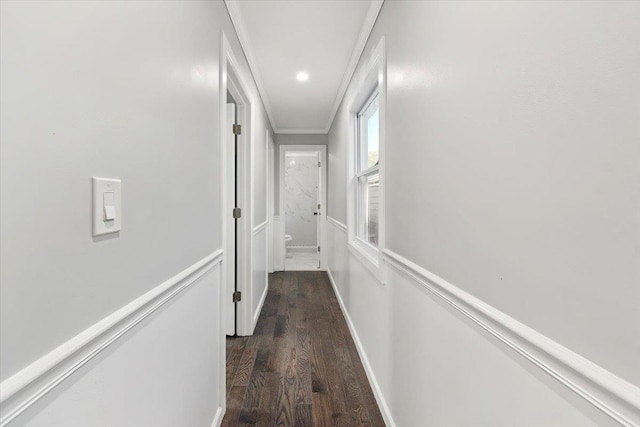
[[284, 154, 318, 247]]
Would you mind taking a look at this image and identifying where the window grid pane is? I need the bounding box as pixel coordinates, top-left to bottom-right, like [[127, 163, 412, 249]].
[[356, 91, 380, 249], [357, 172, 379, 247], [365, 173, 379, 246], [358, 94, 379, 173], [366, 108, 379, 169]]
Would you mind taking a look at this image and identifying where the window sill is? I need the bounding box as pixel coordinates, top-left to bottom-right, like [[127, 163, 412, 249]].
[[348, 237, 381, 280]]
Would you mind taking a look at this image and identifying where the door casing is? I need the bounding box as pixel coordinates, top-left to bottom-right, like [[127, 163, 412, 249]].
[[278, 144, 327, 270], [220, 32, 254, 338]]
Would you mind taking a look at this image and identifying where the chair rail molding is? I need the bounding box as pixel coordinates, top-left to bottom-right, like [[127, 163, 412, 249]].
[[253, 220, 268, 235], [327, 215, 347, 233], [0, 250, 224, 426], [381, 248, 640, 427]]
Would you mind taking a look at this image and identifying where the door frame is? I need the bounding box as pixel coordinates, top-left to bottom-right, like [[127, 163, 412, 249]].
[[220, 31, 253, 339], [266, 131, 275, 273], [278, 144, 327, 270]]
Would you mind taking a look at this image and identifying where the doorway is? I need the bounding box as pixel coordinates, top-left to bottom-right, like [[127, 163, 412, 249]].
[[225, 93, 240, 336], [221, 33, 253, 338], [278, 145, 327, 271]]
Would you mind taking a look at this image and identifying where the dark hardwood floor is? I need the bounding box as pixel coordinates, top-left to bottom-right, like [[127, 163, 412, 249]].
[[222, 271, 385, 427]]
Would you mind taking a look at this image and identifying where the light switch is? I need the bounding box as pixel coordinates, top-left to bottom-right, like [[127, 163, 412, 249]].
[[92, 177, 121, 236], [103, 192, 116, 221]]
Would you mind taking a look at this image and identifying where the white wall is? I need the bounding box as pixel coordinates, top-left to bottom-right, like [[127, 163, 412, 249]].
[[0, 1, 271, 425], [253, 117, 270, 226], [250, 89, 272, 336], [327, 1, 640, 426]]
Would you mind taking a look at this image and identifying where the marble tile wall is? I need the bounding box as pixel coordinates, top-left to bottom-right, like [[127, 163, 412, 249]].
[[284, 154, 318, 247]]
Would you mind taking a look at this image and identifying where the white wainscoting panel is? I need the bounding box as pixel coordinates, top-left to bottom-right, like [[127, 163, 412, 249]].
[[273, 216, 285, 271], [0, 251, 224, 427], [326, 219, 639, 427], [252, 224, 268, 330]]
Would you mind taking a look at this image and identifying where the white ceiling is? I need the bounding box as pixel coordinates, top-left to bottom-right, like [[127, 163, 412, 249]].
[[226, 0, 383, 133]]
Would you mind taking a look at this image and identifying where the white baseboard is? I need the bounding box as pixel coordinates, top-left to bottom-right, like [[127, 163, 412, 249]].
[[326, 268, 396, 427], [0, 250, 224, 426], [210, 405, 224, 427], [253, 281, 269, 328]]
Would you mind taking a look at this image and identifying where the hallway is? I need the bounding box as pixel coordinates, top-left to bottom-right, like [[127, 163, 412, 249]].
[[2, 1, 639, 426], [223, 272, 384, 426]]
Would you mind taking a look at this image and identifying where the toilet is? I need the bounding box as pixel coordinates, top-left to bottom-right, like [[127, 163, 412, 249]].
[[284, 234, 293, 258]]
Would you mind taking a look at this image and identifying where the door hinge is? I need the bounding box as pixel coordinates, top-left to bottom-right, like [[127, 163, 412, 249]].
[[233, 291, 241, 302], [317, 203, 321, 210], [318, 161, 321, 167], [233, 124, 241, 135], [317, 246, 320, 252], [233, 207, 241, 219]]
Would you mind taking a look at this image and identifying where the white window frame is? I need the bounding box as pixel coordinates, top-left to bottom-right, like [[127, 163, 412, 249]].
[[347, 37, 386, 276]]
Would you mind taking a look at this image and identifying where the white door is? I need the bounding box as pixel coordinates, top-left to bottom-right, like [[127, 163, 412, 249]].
[[226, 103, 236, 336], [316, 152, 321, 269]]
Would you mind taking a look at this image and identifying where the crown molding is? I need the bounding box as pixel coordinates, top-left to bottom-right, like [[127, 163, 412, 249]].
[[224, 0, 277, 132], [276, 128, 328, 135], [324, 0, 384, 133], [225, 0, 384, 135]]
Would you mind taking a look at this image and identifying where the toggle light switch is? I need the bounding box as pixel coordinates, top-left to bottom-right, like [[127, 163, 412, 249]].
[[103, 192, 116, 221], [93, 177, 121, 236]]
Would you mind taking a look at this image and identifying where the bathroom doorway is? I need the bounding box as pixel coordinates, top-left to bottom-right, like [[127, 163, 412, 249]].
[[279, 145, 327, 271]]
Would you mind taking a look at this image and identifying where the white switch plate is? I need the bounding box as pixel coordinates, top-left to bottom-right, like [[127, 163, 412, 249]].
[[92, 177, 121, 236]]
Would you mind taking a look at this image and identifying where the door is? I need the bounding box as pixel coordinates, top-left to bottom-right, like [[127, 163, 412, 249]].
[[315, 152, 321, 268], [226, 102, 237, 336]]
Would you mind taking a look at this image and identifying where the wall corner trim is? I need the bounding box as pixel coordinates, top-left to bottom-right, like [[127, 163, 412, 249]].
[[326, 268, 396, 427], [382, 249, 640, 427], [0, 250, 224, 426]]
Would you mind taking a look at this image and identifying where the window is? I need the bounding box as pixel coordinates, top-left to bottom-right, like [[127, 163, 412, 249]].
[[356, 92, 380, 247], [347, 36, 384, 272]]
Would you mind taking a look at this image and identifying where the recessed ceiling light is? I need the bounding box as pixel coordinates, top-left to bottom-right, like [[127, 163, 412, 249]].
[[296, 71, 309, 82]]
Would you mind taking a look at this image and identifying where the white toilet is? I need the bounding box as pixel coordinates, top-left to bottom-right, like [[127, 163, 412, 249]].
[[284, 234, 293, 258]]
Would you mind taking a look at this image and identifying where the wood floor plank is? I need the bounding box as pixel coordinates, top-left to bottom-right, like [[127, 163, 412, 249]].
[[222, 385, 247, 427], [242, 363, 266, 413], [255, 372, 280, 427], [311, 391, 332, 427], [295, 327, 312, 405], [221, 271, 385, 427], [274, 374, 296, 426], [234, 344, 258, 387], [295, 403, 312, 427], [226, 337, 249, 396]]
